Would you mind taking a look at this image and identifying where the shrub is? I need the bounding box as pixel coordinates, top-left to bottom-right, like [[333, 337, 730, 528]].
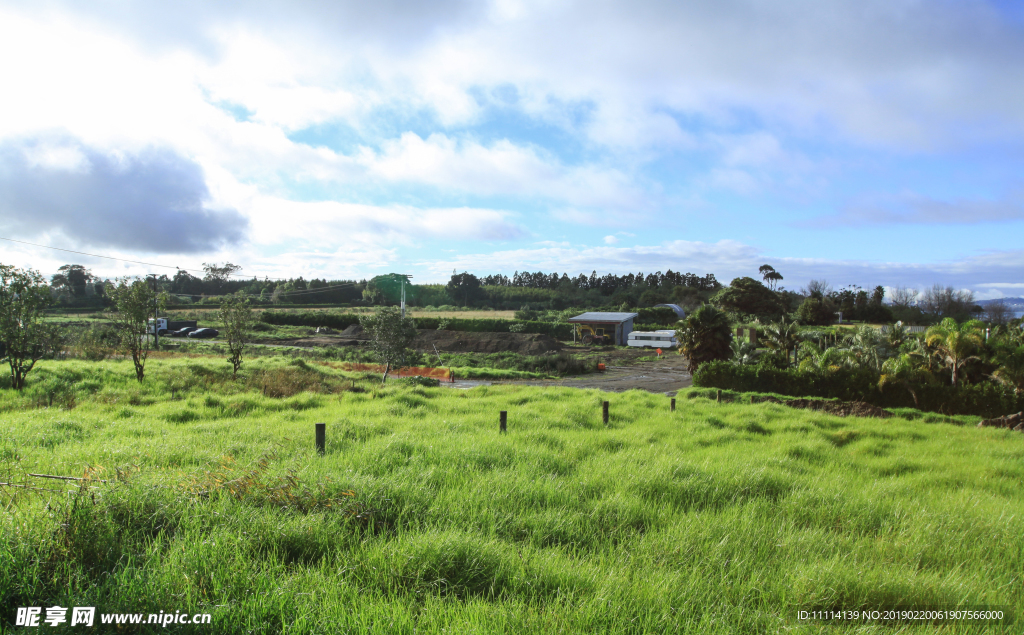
[[261, 311, 574, 338], [635, 306, 679, 325], [692, 361, 1024, 418]]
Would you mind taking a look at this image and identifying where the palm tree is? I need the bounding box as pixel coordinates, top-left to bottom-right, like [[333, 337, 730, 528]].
[[878, 353, 933, 407], [730, 339, 759, 366], [675, 305, 733, 373], [800, 344, 858, 373], [992, 349, 1024, 395], [884, 320, 912, 350], [844, 324, 889, 372], [762, 318, 801, 365], [924, 318, 985, 386]]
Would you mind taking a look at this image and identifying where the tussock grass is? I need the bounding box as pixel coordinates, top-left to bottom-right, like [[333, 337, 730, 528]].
[[0, 357, 1021, 633]]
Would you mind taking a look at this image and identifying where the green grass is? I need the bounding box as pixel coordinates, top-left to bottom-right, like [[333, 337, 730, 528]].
[[1, 358, 1022, 633]]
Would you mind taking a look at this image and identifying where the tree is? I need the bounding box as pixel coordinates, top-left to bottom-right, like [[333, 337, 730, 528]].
[[758, 264, 783, 291], [870, 285, 885, 307], [359, 306, 417, 383], [762, 318, 801, 365], [202, 262, 242, 284], [991, 347, 1024, 395], [796, 297, 836, 326], [0, 265, 60, 390], [219, 295, 255, 377], [675, 305, 733, 373], [920, 284, 975, 320], [878, 353, 933, 408], [202, 262, 242, 294], [711, 277, 786, 321], [50, 264, 94, 299], [925, 317, 984, 386], [107, 278, 160, 382], [884, 321, 913, 350], [890, 286, 918, 308], [984, 300, 1012, 326], [803, 279, 832, 300], [446, 272, 482, 307]]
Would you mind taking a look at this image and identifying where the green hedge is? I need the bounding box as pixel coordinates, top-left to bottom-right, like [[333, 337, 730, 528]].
[[260, 311, 574, 338], [634, 307, 681, 326], [261, 311, 362, 330], [692, 361, 1024, 418], [413, 317, 574, 339]]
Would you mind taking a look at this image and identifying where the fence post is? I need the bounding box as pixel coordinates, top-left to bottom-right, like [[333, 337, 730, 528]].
[[671, 397, 676, 411], [716, 390, 722, 403], [315, 423, 325, 455], [500, 411, 507, 433], [603, 401, 609, 425]]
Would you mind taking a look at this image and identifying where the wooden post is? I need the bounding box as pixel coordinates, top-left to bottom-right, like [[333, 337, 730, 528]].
[[315, 423, 325, 455], [716, 390, 722, 403], [500, 411, 507, 433], [670, 397, 676, 411], [603, 401, 609, 424], [748, 328, 758, 346]]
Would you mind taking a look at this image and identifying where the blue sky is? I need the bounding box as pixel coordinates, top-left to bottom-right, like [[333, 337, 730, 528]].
[[0, 0, 1022, 299]]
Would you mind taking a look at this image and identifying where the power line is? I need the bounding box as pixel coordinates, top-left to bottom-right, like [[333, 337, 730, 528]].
[[0, 235, 346, 283], [0, 236, 189, 271]]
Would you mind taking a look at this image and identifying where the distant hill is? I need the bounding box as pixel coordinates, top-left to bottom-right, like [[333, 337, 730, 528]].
[[977, 297, 1024, 306]]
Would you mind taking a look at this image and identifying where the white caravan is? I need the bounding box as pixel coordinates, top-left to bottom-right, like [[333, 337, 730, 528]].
[[627, 330, 678, 348]]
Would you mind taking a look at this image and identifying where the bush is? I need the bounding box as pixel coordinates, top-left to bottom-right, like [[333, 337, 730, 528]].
[[692, 360, 1024, 418], [635, 306, 679, 325], [796, 298, 835, 326], [261, 311, 574, 338]]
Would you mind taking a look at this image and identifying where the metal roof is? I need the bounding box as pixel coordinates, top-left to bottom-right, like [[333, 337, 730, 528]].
[[568, 312, 639, 323], [654, 303, 686, 317]]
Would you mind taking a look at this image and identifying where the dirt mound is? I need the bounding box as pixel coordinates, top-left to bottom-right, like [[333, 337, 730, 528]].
[[416, 329, 561, 355], [316, 325, 561, 355], [339, 324, 364, 337], [751, 395, 892, 418], [977, 412, 1024, 431]]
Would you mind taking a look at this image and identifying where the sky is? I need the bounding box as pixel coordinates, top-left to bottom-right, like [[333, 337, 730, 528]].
[[0, 0, 1022, 298]]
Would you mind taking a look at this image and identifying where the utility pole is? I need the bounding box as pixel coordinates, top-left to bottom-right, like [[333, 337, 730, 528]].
[[148, 275, 159, 349], [394, 274, 413, 319]]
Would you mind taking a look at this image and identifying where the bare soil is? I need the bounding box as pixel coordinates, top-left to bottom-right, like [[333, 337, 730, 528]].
[[267, 325, 563, 356], [750, 395, 893, 418], [262, 326, 692, 393]]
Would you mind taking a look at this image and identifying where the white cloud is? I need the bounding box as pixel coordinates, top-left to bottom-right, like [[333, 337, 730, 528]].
[[812, 192, 1024, 226], [603, 235, 619, 245], [244, 196, 527, 248], [359, 132, 645, 210]]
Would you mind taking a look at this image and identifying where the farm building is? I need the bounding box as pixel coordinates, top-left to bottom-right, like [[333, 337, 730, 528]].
[[567, 312, 639, 346]]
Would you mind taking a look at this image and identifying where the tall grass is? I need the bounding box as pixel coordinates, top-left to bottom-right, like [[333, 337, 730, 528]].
[[0, 357, 1021, 633]]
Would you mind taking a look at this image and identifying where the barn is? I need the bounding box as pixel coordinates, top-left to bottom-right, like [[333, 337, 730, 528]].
[[567, 312, 639, 346]]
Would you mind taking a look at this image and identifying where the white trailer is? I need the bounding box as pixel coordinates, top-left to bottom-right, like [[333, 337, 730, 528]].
[[627, 330, 678, 348]]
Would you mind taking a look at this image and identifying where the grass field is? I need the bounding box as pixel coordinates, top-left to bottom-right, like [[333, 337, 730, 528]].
[[1, 357, 1022, 633]]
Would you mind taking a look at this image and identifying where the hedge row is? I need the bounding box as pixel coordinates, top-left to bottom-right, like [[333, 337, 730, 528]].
[[692, 361, 1024, 419], [260, 311, 575, 339], [412, 317, 574, 339]]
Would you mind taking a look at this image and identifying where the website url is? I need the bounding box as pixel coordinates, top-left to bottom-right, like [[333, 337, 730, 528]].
[[16, 606, 211, 628], [101, 612, 212, 626]]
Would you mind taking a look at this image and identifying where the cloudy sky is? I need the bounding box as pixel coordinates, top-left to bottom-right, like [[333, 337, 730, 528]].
[[1, 0, 1022, 297]]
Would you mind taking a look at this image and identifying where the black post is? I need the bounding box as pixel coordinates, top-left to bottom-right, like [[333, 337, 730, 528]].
[[315, 423, 325, 455], [716, 390, 722, 403], [603, 401, 609, 425], [671, 398, 676, 411], [500, 411, 507, 433]]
